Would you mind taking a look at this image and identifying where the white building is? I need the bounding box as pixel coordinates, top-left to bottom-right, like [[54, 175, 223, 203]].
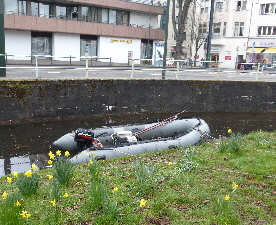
[[4, 0, 165, 64], [196, 0, 276, 69]]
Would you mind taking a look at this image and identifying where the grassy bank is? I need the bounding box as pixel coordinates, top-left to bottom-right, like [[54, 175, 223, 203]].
[[0, 130, 275, 224]]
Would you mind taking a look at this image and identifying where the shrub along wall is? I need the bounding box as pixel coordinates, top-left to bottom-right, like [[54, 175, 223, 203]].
[[0, 80, 275, 122]]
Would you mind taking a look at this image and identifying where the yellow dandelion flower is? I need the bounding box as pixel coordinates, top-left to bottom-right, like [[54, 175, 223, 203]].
[[63, 193, 69, 198], [50, 199, 56, 206], [85, 153, 89, 156], [31, 164, 37, 170], [139, 199, 146, 207], [48, 160, 53, 165], [232, 182, 239, 189], [25, 170, 32, 177], [48, 151, 53, 157], [224, 195, 230, 201], [47, 175, 53, 179], [227, 129, 232, 134], [113, 187, 118, 192], [168, 162, 173, 165], [15, 200, 21, 206], [2, 191, 8, 199], [65, 151, 70, 157], [12, 171, 18, 178], [91, 153, 95, 156], [56, 150, 61, 156], [6, 177, 12, 183]]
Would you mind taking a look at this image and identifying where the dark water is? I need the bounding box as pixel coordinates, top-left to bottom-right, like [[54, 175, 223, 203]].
[[0, 112, 275, 177]]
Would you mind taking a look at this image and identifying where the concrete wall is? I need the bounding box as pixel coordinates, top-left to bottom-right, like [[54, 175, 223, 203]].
[[0, 80, 275, 122]]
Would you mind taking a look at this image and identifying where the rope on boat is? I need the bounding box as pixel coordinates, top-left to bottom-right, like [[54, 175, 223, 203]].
[[135, 110, 187, 136]]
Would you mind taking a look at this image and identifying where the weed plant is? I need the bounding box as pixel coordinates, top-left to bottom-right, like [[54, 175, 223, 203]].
[[218, 129, 243, 154]]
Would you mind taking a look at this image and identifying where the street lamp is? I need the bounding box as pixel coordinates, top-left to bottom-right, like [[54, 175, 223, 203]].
[[206, 0, 214, 68], [162, 0, 170, 79], [0, 0, 6, 77]]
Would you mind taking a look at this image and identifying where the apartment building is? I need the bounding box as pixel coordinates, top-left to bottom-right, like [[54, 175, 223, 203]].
[[196, 0, 276, 69], [4, 0, 165, 64]]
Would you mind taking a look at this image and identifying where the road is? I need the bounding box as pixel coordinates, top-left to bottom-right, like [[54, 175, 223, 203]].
[[1, 65, 276, 82]]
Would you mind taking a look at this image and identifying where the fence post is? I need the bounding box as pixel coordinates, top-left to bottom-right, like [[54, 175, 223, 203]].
[[69, 55, 72, 65], [217, 63, 220, 80], [90, 57, 93, 66], [35, 55, 39, 79], [131, 59, 134, 79], [86, 58, 89, 79], [176, 61, 179, 80], [109, 57, 112, 66], [256, 63, 260, 81]]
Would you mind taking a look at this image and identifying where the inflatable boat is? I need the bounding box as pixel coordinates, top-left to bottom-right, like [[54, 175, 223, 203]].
[[53, 113, 210, 165]]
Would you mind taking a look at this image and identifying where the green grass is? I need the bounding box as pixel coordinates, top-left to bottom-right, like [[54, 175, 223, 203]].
[[0, 130, 276, 224]]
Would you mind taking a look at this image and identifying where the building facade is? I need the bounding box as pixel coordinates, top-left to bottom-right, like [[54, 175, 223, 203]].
[[196, 0, 276, 69], [4, 0, 165, 64]]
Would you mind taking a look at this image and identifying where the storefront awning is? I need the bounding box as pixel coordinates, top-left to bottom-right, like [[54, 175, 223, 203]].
[[246, 48, 266, 53], [246, 48, 276, 53]]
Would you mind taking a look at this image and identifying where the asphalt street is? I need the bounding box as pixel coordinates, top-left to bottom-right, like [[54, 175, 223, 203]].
[[1, 65, 276, 82]]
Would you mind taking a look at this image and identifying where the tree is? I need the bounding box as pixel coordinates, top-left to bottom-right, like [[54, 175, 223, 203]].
[[171, 0, 194, 60]]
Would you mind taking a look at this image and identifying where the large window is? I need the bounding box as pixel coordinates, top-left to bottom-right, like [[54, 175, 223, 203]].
[[80, 35, 97, 58], [39, 3, 52, 18], [116, 11, 129, 26], [234, 22, 244, 36], [260, 3, 276, 14], [258, 26, 276, 36], [4, 0, 18, 14]]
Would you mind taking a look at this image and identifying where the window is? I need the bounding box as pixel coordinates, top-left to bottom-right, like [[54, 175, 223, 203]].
[[56, 5, 66, 19], [223, 22, 227, 36], [31, 2, 38, 17], [19, 1, 27, 15], [4, 0, 18, 14], [200, 8, 204, 14], [102, 8, 109, 23], [215, 2, 223, 12], [199, 23, 208, 38], [205, 7, 208, 13], [80, 35, 97, 58], [213, 22, 221, 38], [175, 16, 178, 24], [39, 3, 52, 18], [234, 22, 244, 36], [237, 0, 247, 11], [260, 3, 276, 14], [116, 11, 129, 26], [258, 26, 276, 35], [67, 6, 78, 20], [109, 9, 116, 25], [31, 32, 52, 56]]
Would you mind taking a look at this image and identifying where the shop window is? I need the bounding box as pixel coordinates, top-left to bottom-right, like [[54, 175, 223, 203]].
[[31, 32, 52, 56], [80, 37, 97, 58]]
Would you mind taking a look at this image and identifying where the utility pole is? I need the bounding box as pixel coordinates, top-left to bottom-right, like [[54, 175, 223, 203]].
[[205, 0, 214, 68], [0, 0, 6, 77], [162, 0, 170, 80]]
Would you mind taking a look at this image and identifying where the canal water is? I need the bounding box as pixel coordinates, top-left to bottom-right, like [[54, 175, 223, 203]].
[[0, 112, 275, 177]]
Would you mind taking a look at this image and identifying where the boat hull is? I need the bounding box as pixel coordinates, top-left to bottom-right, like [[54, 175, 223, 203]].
[[70, 118, 210, 165], [53, 117, 207, 152]]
